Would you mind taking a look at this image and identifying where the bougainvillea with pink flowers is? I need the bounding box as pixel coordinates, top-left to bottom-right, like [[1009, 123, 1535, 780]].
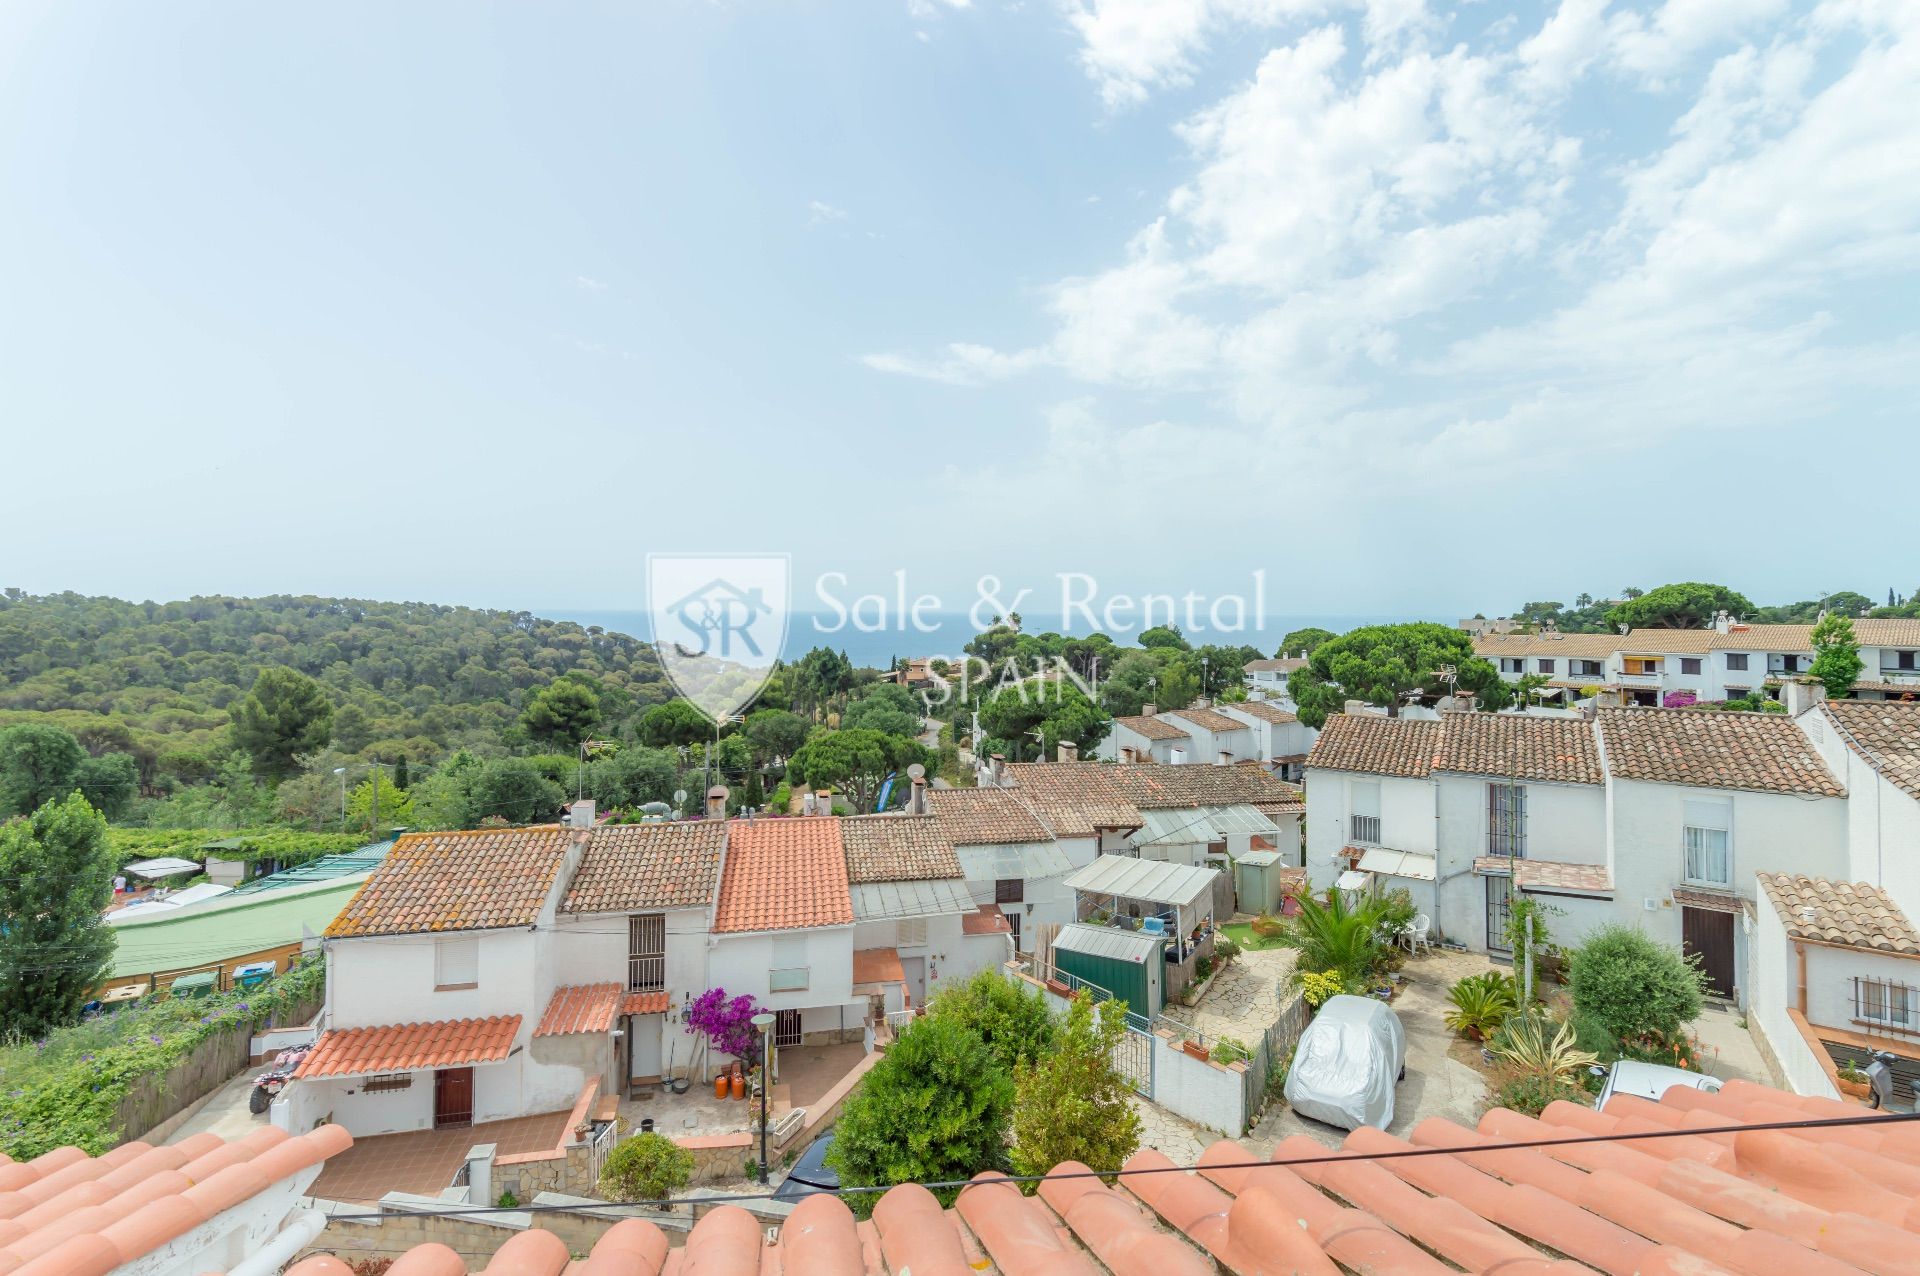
[[1662, 690, 1697, 709], [684, 988, 764, 1059]]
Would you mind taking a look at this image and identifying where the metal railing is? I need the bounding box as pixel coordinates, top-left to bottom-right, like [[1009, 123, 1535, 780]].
[[627, 954, 665, 993]]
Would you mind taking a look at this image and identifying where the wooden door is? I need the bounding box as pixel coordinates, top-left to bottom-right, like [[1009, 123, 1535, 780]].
[[434, 1067, 474, 1128], [1682, 907, 1735, 998]]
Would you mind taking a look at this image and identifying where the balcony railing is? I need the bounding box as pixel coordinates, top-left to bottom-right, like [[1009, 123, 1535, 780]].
[[627, 954, 665, 993]]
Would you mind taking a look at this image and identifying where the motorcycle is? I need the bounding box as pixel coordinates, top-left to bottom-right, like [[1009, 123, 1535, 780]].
[[1865, 1049, 1899, 1111], [248, 1044, 312, 1115]]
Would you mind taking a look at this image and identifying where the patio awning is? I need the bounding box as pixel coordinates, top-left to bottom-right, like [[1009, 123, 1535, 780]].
[[124, 857, 203, 879], [957, 842, 1073, 882], [1063, 855, 1218, 911], [853, 947, 906, 987], [1196, 804, 1278, 836], [1356, 848, 1436, 882], [851, 878, 978, 922], [535, 984, 622, 1037], [295, 1015, 521, 1079], [1131, 809, 1219, 847]]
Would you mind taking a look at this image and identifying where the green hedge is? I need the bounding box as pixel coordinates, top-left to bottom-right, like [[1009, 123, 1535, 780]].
[[0, 958, 325, 1159], [105, 828, 369, 869]]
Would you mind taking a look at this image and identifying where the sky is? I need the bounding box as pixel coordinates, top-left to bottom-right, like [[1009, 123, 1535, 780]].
[[1, 0, 1915, 622]]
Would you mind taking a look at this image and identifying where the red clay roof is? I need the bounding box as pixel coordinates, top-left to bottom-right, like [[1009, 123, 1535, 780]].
[[840, 814, 962, 883], [1599, 706, 1845, 797], [0, 1124, 351, 1276], [534, 983, 623, 1037], [327, 826, 572, 937], [562, 820, 726, 915], [927, 786, 1056, 845], [623, 990, 670, 1016], [275, 1078, 1920, 1276], [286, 1219, 666, 1276], [294, 1015, 522, 1078], [1114, 713, 1190, 741], [962, 902, 1013, 935], [852, 946, 906, 986], [712, 818, 854, 933]]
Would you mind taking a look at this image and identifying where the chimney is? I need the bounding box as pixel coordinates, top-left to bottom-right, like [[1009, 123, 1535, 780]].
[[1170, 746, 1187, 765], [1057, 741, 1079, 764], [1784, 678, 1828, 717], [1713, 609, 1733, 634], [907, 763, 928, 814], [705, 786, 729, 819], [802, 792, 818, 816], [1216, 751, 1231, 767], [989, 753, 1006, 786], [816, 788, 833, 814], [1120, 747, 1137, 763], [567, 799, 596, 828], [1141, 703, 1157, 718]]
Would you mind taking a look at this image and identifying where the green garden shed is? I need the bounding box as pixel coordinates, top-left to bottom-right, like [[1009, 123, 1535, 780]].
[[1233, 849, 1286, 915], [1049, 923, 1164, 1022]]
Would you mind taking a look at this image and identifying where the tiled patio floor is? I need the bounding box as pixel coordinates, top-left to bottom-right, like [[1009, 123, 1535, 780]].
[[306, 1110, 573, 1203], [618, 1041, 867, 1137]]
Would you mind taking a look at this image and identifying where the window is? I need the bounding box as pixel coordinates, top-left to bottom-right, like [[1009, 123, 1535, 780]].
[[1682, 799, 1732, 887], [1856, 978, 1918, 1030], [1625, 657, 1662, 675], [627, 914, 666, 992], [1891, 651, 1918, 671], [434, 938, 478, 989], [363, 1074, 413, 1093], [1725, 653, 1749, 672], [896, 918, 928, 948], [1488, 784, 1527, 857], [1501, 658, 1524, 674], [1575, 659, 1604, 678], [1536, 658, 1555, 675], [769, 936, 809, 992], [1350, 780, 1381, 844], [995, 878, 1025, 904], [1681, 658, 1702, 675]]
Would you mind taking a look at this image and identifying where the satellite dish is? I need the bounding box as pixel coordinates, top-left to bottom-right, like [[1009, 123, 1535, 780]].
[[907, 763, 926, 780]]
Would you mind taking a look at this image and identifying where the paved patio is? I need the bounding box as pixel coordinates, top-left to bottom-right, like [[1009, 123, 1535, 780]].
[[1159, 943, 1298, 1045], [618, 1041, 867, 1137], [306, 1110, 574, 1203]]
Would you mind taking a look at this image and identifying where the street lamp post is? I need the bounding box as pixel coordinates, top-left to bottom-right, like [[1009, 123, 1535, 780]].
[[751, 1012, 776, 1182], [333, 767, 347, 830]]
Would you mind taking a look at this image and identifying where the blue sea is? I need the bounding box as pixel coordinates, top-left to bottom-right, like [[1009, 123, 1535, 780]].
[[544, 610, 1421, 671]]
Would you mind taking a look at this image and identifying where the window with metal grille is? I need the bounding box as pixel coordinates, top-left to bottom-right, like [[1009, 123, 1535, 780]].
[[1855, 977, 1918, 1030], [995, 878, 1024, 904], [627, 914, 666, 992], [1487, 784, 1527, 857], [362, 1074, 413, 1093], [897, 918, 928, 947], [1682, 799, 1732, 886], [1350, 781, 1380, 845]]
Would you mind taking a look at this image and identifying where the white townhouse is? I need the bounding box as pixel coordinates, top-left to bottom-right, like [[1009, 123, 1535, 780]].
[[1107, 707, 1192, 764], [1474, 632, 1620, 706], [1219, 698, 1319, 781], [1242, 656, 1306, 698], [1305, 714, 1610, 956], [289, 795, 1006, 1138], [926, 785, 1095, 949], [1158, 705, 1259, 766]]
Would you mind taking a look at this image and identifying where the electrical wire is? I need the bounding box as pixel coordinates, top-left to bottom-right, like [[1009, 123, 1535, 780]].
[[311, 1107, 1920, 1223]]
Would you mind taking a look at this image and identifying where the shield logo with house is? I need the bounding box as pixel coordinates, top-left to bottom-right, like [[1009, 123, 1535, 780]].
[[647, 553, 791, 722]]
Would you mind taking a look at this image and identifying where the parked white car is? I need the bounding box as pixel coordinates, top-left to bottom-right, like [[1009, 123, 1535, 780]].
[[1284, 995, 1407, 1130], [1593, 1060, 1722, 1111]]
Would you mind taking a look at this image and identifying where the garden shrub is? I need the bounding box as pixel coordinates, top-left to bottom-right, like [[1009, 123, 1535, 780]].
[[1444, 971, 1517, 1040], [929, 970, 1058, 1072], [598, 1131, 694, 1201], [1297, 970, 1345, 1008], [1492, 1072, 1590, 1116], [1250, 913, 1286, 940], [105, 827, 367, 870], [1213, 935, 1241, 962], [0, 957, 325, 1159], [1567, 925, 1707, 1042]]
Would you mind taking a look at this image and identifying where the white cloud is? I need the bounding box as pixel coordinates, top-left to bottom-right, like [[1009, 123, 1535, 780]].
[[859, 343, 1046, 385], [807, 200, 849, 227], [573, 275, 608, 292], [1061, 0, 1324, 108]]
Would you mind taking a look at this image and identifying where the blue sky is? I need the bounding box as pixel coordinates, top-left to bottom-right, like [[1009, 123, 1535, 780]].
[[1, 0, 1915, 620]]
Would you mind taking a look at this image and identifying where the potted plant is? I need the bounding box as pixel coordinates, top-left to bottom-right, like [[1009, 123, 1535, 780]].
[[1836, 1061, 1872, 1099], [1181, 1038, 1210, 1060]]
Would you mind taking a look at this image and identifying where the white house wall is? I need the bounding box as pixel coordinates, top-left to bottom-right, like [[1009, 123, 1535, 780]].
[[1799, 709, 1920, 916], [707, 925, 864, 1039], [550, 908, 710, 1010], [1747, 903, 1841, 1100], [326, 929, 544, 1033]]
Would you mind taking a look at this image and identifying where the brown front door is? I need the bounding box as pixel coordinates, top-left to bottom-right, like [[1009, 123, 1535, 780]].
[[1682, 907, 1735, 998], [434, 1067, 474, 1128]]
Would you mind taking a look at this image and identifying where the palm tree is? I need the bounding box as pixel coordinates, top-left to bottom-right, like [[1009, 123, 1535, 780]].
[[1278, 887, 1395, 987]]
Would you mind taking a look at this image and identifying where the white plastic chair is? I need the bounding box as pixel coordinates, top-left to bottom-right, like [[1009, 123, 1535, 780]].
[[1403, 914, 1432, 956]]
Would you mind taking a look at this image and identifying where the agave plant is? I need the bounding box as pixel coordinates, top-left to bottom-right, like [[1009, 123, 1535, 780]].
[[1490, 1012, 1599, 1082], [1443, 971, 1517, 1041]]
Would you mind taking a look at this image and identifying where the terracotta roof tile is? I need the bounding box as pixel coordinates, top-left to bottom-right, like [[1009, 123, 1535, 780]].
[[623, 990, 670, 1016], [286, 1219, 667, 1276], [1513, 859, 1613, 893], [1598, 706, 1845, 797], [1306, 714, 1442, 777], [1618, 627, 1720, 654], [1710, 624, 1814, 652], [326, 826, 571, 937], [712, 818, 853, 933], [840, 814, 961, 883], [534, 983, 622, 1037], [927, 787, 1056, 845], [1161, 706, 1250, 735], [1105, 760, 1301, 809], [1221, 699, 1298, 725], [1433, 713, 1604, 785], [562, 821, 725, 914], [0, 1124, 351, 1275], [1113, 713, 1190, 741], [1002, 763, 1143, 834], [852, 947, 905, 986], [287, 1079, 1920, 1276], [962, 902, 1012, 935], [1822, 698, 1920, 800], [1854, 618, 1920, 647], [1472, 631, 1625, 659], [294, 1015, 521, 1078], [1243, 657, 1307, 673], [1760, 873, 1920, 954]]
